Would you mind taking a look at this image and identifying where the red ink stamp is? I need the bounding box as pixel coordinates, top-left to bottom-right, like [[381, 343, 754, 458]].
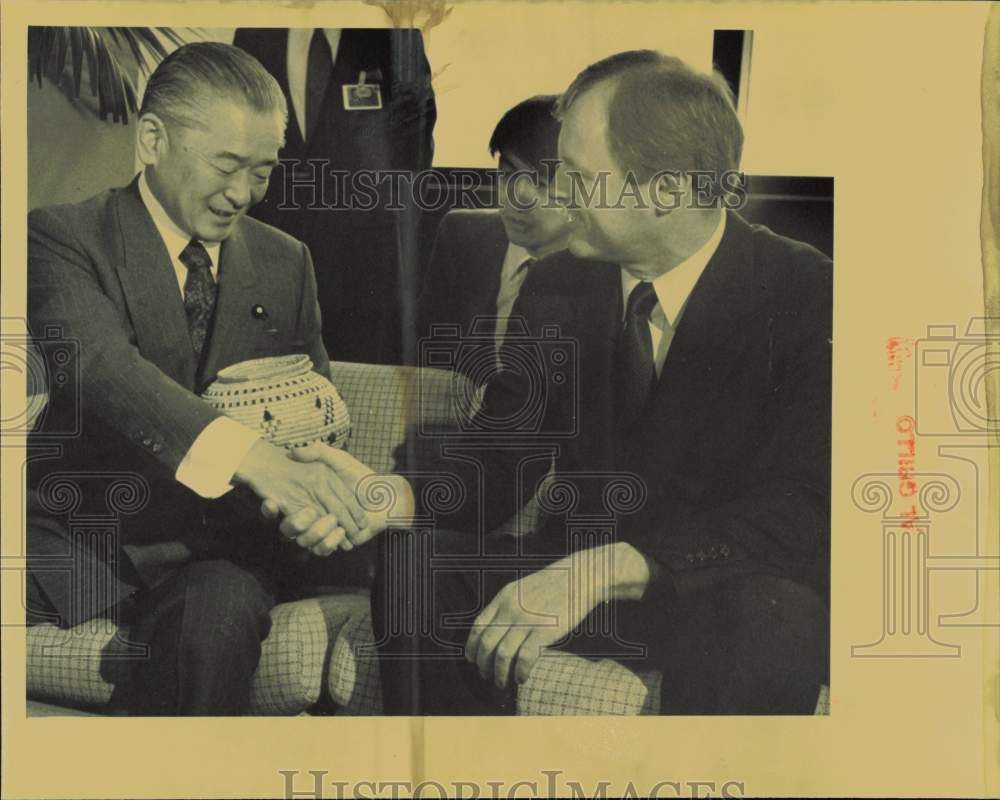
[[886, 337, 914, 392], [895, 415, 919, 527]]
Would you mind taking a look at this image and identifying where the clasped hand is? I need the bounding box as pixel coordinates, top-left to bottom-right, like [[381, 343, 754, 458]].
[[238, 440, 408, 557]]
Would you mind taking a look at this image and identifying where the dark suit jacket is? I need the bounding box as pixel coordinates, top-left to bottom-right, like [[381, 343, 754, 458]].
[[409, 211, 832, 603], [26, 176, 329, 625], [233, 28, 436, 364], [415, 209, 509, 348]]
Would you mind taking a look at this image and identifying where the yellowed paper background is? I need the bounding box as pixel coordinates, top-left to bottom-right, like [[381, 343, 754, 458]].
[[2, 1, 997, 797]]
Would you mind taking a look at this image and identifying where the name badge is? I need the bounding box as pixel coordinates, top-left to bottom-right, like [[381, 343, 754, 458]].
[[343, 70, 383, 110]]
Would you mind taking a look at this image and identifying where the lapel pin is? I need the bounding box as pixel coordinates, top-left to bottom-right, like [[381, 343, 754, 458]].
[[252, 304, 268, 320]]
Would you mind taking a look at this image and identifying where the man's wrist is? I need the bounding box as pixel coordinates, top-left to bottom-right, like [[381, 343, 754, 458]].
[[386, 475, 416, 527], [233, 438, 281, 494], [578, 542, 655, 603], [175, 418, 259, 499]]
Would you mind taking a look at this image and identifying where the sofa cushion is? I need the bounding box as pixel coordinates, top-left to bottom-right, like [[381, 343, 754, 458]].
[[327, 599, 384, 714], [517, 652, 663, 715], [26, 594, 363, 715], [27, 589, 830, 716], [325, 602, 831, 716], [329, 362, 477, 475]]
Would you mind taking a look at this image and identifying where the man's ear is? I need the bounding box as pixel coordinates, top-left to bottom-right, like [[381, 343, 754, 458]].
[[136, 112, 168, 167], [650, 171, 689, 217]]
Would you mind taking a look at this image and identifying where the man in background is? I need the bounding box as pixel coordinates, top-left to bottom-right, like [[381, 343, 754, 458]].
[[233, 28, 437, 365], [415, 95, 572, 371], [27, 42, 365, 715]]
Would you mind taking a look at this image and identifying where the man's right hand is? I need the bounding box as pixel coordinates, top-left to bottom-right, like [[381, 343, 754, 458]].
[[233, 439, 370, 554], [262, 444, 415, 554]]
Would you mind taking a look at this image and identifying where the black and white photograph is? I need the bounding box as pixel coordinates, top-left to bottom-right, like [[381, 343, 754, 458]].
[[20, 20, 833, 720], [2, 2, 996, 798]]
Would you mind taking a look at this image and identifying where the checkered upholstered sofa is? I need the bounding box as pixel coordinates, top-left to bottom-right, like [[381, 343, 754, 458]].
[[26, 361, 830, 716]]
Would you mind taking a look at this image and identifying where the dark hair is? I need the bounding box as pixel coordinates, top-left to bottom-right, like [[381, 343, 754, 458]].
[[556, 50, 743, 186], [488, 95, 561, 175], [139, 41, 287, 130]]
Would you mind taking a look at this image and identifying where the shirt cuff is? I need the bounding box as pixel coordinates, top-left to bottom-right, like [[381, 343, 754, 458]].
[[175, 417, 260, 498]]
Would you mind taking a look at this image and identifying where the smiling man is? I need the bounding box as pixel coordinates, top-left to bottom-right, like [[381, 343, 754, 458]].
[[26, 42, 369, 715], [332, 49, 833, 715]]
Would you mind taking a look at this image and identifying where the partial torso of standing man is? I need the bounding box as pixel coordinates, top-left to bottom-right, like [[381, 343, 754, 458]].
[[233, 28, 437, 365]]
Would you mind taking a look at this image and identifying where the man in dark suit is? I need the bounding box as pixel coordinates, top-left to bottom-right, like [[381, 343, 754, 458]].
[[288, 50, 832, 715], [26, 42, 370, 715], [415, 95, 572, 365], [232, 28, 436, 365]]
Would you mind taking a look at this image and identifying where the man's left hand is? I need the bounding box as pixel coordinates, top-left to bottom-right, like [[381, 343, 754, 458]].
[[464, 555, 603, 689]]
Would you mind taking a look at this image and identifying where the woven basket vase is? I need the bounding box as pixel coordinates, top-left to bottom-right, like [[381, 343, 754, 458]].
[[201, 355, 351, 450]]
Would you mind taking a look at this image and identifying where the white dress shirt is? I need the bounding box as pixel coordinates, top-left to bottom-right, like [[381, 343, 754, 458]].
[[493, 242, 536, 349], [620, 211, 727, 377], [286, 28, 343, 142], [138, 172, 260, 498]]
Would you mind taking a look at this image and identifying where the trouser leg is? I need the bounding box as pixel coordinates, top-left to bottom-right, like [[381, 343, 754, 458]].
[[656, 574, 829, 715], [114, 559, 276, 716], [372, 528, 534, 715]]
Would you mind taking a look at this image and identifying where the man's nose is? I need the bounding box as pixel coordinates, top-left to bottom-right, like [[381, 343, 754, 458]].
[[511, 176, 538, 208], [223, 172, 252, 209]]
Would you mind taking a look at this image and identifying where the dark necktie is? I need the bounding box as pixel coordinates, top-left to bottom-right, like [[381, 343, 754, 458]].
[[305, 29, 333, 143], [614, 281, 658, 430], [179, 239, 217, 363]]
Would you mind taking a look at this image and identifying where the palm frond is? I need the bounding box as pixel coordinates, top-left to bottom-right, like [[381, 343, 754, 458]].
[[27, 26, 197, 125]]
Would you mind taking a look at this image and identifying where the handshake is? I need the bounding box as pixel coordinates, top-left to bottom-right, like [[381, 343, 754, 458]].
[[234, 440, 415, 556]]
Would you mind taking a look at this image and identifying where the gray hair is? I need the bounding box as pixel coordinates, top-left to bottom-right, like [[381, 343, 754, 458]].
[[557, 50, 743, 187], [139, 41, 287, 131]]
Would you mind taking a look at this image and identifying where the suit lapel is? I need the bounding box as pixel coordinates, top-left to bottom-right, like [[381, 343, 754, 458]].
[[198, 222, 263, 388], [547, 256, 621, 472], [587, 263, 624, 472], [646, 212, 757, 465], [481, 212, 512, 322], [113, 178, 197, 388]]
